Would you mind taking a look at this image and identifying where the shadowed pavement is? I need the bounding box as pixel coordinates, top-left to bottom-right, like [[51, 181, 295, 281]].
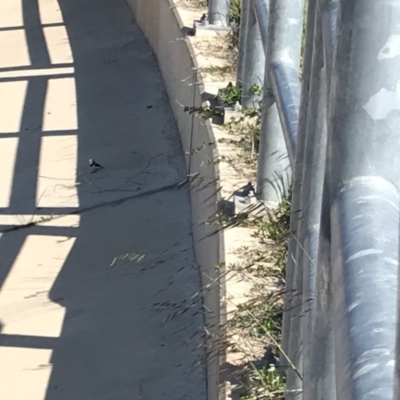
[[0, 0, 207, 399]]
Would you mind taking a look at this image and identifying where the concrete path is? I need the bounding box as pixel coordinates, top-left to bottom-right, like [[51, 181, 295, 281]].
[[0, 0, 206, 399]]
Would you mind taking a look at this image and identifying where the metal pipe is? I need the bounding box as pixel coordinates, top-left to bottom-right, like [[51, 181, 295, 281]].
[[301, 225, 319, 388], [303, 4, 337, 398], [236, 0, 250, 87], [269, 62, 301, 169], [332, 179, 399, 400], [298, 63, 328, 399], [321, 0, 337, 97], [251, 0, 269, 49], [307, 202, 336, 400], [241, 3, 265, 108], [286, 5, 326, 397], [327, 0, 400, 397], [256, 0, 304, 203], [281, 0, 317, 360], [208, 0, 231, 26]]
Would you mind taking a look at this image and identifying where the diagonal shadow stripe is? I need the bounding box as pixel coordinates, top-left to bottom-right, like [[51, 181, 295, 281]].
[[0, 22, 64, 33], [22, 0, 51, 67], [0, 63, 73, 74], [0, 231, 26, 290], [0, 333, 57, 350], [8, 76, 47, 213], [0, 73, 74, 83]]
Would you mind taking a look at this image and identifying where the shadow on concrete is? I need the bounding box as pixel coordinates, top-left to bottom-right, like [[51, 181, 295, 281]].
[[0, 0, 207, 399]]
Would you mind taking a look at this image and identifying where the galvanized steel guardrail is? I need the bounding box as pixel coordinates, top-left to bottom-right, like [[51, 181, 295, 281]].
[[205, 0, 400, 399]]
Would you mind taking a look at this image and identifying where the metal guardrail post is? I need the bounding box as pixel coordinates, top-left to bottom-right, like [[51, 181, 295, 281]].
[[286, 2, 327, 397], [252, 2, 300, 168], [321, 0, 337, 94], [280, 0, 317, 363], [251, 0, 269, 44], [256, 0, 303, 204], [236, 0, 250, 87], [269, 63, 300, 167], [241, 3, 265, 108], [327, 0, 400, 398], [281, 0, 316, 361], [303, 3, 337, 400], [208, 0, 231, 26], [307, 195, 336, 400], [297, 39, 329, 400]]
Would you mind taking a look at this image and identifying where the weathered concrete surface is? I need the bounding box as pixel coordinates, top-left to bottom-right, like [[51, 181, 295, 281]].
[[0, 0, 206, 399], [125, 3, 225, 399]]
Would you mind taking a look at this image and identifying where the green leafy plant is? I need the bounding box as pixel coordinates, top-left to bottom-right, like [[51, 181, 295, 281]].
[[217, 82, 242, 107], [230, 0, 242, 24], [183, 104, 223, 119], [183, 82, 243, 121], [251, 83, 263, 97]]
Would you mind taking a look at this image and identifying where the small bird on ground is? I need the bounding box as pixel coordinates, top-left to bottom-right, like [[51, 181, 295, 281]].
[[89, 159, 104, 169], [200, 13, 207, 23], [242, 181, 256, 198]]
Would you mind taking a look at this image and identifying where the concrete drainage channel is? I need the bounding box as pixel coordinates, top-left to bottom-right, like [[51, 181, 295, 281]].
[[125, 1, 225, 399]]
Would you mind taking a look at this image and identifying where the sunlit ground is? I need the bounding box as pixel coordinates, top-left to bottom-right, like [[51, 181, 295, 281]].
[[0, 1, 206, 399], [0, 0, 78, 397]]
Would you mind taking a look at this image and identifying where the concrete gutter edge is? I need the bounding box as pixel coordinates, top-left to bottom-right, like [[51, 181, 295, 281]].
[[125, 1, 226, 399]]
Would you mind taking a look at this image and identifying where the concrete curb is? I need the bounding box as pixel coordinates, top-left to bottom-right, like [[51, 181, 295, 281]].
[[125, 1, 226, 399]]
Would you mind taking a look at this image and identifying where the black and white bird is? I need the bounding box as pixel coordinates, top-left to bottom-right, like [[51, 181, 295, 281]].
[[88, 159, 104, 169], [242, 181, 256, 198]]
